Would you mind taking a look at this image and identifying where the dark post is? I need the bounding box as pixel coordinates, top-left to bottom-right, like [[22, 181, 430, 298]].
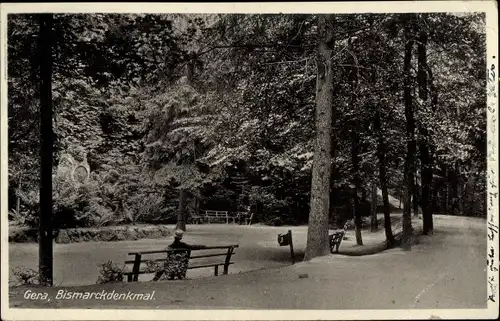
[[38, 13, 54, 287], [288, 230, 295, 264], [223, 246, 234, 274], [132, 253, 142, 282]]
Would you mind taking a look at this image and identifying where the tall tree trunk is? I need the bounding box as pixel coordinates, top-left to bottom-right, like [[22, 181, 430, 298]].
[[348, 35, 362, 246], [195, 194, 200, 216], [420, 142, 433, 231], [176, 189, 187, 231], [38, 14, 54, 286], [465, 177, 475, 216], [445, 165, 451, 213], [402, 19, 416, 251], [369, 37, 394, 245], [374, 109, 395, 246], [412, 176, 419, 217], [399, 186, 403, 209], [175, 61, 196, 231], [370, 179, 378, 232], [456, 162, 464, 216], [444, 183, 449, 213], [16, 179, 21, 214], [449, 164, 459, 214], [304, 15, 335, 261], [351, 131, 363, 245], [416, 26, 434, 234]]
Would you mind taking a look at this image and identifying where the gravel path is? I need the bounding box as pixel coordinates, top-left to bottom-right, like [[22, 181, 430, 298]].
[[8, 215, 487, 310]]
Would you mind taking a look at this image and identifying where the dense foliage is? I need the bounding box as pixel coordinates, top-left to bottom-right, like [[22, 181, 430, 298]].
[[8, 13, 486, 231]]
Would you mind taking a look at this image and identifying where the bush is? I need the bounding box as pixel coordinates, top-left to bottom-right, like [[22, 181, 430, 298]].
[[11, 267, 39, 286], [96, 261, 124, 284]]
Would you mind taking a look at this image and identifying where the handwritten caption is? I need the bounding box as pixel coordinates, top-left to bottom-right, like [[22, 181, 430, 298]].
[[486, 60, 498, 304]]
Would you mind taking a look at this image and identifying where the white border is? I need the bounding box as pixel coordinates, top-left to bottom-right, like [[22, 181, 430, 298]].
[[1, 2, 498, 320]]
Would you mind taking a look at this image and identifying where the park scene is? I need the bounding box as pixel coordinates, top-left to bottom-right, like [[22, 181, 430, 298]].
[[5, 9, 492, 312]]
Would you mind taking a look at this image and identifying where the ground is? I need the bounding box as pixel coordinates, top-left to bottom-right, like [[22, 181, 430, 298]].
[[8, 215, 487, 310]]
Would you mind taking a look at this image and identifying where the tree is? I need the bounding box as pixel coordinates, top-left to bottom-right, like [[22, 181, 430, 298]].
[[304, 15, 336, 261], [416, 17, 434, 234], [351, 129, 363, 245], [401, 15, 416, 250], [38, 13, 54, 286], [8, 13, 486, 248], [374, 107, 395, 246], [142, 80, 220, 231], [370, 178, 378, 232]]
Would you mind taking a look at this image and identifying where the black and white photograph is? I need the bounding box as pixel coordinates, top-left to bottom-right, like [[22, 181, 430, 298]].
[[1, 2, 498, 320]]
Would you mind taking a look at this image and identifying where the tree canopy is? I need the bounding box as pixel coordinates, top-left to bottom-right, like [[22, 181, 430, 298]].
[[8, 13, 487, 252]]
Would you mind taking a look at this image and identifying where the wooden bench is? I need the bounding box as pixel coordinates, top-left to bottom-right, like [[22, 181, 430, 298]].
[[123, 245, 239, 282], [329, 231, 345, 253], [203, 210, 230, 224]]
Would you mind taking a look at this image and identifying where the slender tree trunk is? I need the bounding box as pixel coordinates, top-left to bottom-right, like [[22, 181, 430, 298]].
[[420, 142, 433, 231], [374, 109, 395, 246], [412, 176, 419, 217], [449, 165, 459, 214], [417, 26, 434, 234], [370, 179, 378, 232], [176, 189, 187, 231], [175, 60, 196, 232], [348, 39, 363, 246], [16, 179, 21, 214], [38, 14, 54, 286], [444, 179, 450, 213], [304, 15, 335, 261], [195, 194, 200, 216], [456, 162, 464, 216], [399, 186, 402, 209], [465, 177, 475, 216], [370, 47, 394, 246], [445, 166, 451, 213], [351, 131, 363, 245], [402, 19, 416, 251]]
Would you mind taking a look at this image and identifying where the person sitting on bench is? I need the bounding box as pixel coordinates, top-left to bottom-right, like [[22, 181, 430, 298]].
[[153, 230, 207, 281]]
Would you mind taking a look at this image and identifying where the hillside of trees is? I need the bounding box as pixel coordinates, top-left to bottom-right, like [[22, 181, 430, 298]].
[[8, 13, 486, 240]]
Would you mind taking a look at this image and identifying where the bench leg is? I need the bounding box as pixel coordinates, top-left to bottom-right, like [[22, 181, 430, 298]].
[[132, 254, 142, 282], [224, 246, 234, 274], [214, 265, 219, 276], [127, 274, 133, 282]]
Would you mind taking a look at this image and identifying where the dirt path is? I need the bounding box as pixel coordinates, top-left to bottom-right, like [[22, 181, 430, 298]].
[[9, 215, 487, 309], [9, 215, 404, 286]]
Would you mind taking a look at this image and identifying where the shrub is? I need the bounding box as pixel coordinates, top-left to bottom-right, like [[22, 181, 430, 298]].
[[96, 261, 124, 284], [8, 209, 25, 226], [11, 267, 39, 286]]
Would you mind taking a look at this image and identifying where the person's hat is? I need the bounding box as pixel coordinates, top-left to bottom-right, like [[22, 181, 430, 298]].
[[174, 229, 184, 238]]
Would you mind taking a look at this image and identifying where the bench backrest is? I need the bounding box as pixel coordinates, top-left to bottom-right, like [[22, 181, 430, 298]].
[[203, 210, 228, 217], [125, 245, 239, 279]]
